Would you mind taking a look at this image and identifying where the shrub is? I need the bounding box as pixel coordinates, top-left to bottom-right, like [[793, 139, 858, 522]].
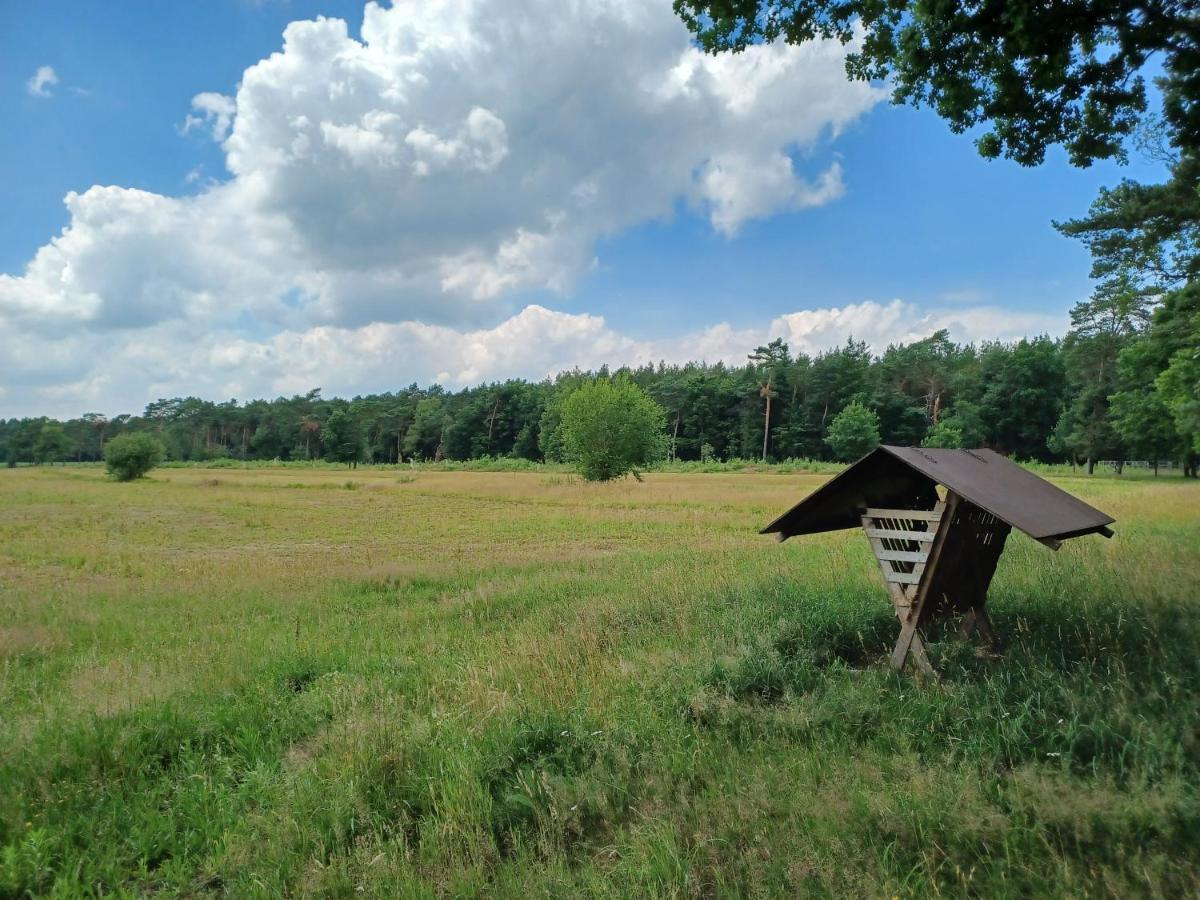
[[103, 433, 165, 481], [560, 378, 667, 481], [825, 401, 881, 461], [921, 418, 965, 449]]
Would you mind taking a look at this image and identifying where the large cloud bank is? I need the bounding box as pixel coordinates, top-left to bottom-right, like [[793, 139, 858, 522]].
[[0, 0, 1059, 417]]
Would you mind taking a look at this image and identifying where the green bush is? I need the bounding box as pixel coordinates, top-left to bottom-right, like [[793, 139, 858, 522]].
[[921, 418, 965, 449], [560, 378, 667, 481], [825, 401, 881, 461], [103, 433, 165, 481]]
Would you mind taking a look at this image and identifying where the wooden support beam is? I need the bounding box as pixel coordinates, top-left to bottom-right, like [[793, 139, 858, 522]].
[[907, 633, 937, 676]]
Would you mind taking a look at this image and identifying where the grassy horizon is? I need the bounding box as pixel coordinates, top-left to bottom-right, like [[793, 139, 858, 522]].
[[2, 466, 1198, 896]]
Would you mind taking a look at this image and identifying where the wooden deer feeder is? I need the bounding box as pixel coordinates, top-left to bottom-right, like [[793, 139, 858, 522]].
[[762, 447, 1115, 675]]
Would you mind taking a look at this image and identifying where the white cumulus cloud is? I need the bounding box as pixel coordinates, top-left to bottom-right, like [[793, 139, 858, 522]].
[[2, 0, 883, 337]]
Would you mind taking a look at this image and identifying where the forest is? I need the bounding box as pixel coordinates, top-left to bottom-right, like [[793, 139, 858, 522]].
[[4, 275, 1197, 474]]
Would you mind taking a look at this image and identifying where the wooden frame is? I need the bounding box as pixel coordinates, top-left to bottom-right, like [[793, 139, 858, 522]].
[[860, 491, 1010, 675], [765, 448, 1116, 676]]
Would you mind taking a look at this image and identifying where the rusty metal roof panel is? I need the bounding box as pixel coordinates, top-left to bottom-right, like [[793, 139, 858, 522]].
[[762, 446, 1115, 544], [760, 448, 938, 538], [877, 446, 1114, 541]]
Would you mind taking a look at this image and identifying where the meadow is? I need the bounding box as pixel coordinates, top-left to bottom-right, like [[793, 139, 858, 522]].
[[1, 464, 1198, 897]]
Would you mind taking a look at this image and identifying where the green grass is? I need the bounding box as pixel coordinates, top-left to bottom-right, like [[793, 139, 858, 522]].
[[1, 467, 1197, 896]]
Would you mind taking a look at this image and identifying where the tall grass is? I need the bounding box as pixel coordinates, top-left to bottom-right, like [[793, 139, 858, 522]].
[[1, 466, 1197, 896]]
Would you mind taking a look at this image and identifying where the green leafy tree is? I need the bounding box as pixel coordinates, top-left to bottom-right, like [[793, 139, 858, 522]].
[[674, 0, 1196, 167], [1056, 153, 1200, 292], [104, 433, 165, 481], [560, 378, 667, 481], [1156, 315, 1200, 457], [1110, 388, 1177, 475], [974, 337, 1066, 460], [1108, 282, 1199, 474], [538, 374, 587, 463], [825, 401, 881, 461], [32, 422, 71, 464], [807, 339, 871, 434], [871, 330, 967, 445], [748, 338, 789, 460], [1052, 275, 1150, 471], [403, 396, 447, 461], [321, 409, 364, 468], [921, 419, 964, 449], [939, 400, 988, 449]]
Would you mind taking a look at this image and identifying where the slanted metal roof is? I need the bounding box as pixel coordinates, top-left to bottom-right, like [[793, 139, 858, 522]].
[[762, 446, 1115, 547]]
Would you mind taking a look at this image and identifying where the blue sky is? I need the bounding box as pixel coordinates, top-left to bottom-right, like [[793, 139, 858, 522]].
[[0, 1, 1166, 417]]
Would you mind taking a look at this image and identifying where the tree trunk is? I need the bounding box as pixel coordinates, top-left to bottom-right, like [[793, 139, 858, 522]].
[[1153, 459, 1159, 476], [486, 397, 501, 448], [1087, 457, 1095, 475], [672, 415, 680, 462], [761, 394, 771, 461]]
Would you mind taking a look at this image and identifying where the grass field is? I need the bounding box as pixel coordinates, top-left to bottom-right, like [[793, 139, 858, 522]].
[[2, 465, 1198, 897]]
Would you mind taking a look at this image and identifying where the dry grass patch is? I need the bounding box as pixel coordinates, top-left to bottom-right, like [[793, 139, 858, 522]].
[[0, 464, 1197, 897]]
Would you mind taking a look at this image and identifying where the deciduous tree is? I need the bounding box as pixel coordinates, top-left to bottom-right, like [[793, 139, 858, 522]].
[[825, 401, 881, 461], [560, 378, 667, 481]]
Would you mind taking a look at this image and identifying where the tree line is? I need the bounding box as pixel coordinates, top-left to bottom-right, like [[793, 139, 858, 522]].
[[4, 286, 1196, 475]]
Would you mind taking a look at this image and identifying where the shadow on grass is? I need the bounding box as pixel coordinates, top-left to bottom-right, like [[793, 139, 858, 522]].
[[688, 582, 1200, 783]]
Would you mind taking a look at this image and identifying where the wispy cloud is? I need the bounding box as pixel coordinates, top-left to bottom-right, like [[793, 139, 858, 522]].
[[181, 92, 235, 141], [26, 65, 58, 98]]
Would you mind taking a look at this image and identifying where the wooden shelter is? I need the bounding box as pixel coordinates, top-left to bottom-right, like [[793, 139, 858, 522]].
[[762, 447, 1115, 675]]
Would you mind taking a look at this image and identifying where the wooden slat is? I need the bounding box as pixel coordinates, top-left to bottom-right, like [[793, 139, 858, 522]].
[[883, 570, 922, 585], [861, 506, 940, 678], [876, 549, 928, 563], [864, 528, 935, 542], [862, 515, 901, 600], [891, 494, 958, 673], [864, 508, 942, 521]]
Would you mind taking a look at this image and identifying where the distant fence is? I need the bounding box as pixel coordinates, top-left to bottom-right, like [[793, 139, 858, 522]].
[[1101, 460, 1179, 469]]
